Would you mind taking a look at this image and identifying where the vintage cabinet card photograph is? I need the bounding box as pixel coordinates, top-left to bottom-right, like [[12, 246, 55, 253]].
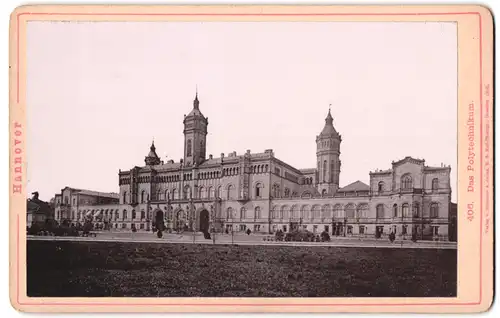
[[9, 4, 494, 313]]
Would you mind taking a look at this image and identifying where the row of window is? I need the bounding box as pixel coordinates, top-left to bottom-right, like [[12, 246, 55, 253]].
[[376, 202, 439, 218], [377, 177, 441, 192], [270, 202, 440, 220], [123, 183, 268, 203]]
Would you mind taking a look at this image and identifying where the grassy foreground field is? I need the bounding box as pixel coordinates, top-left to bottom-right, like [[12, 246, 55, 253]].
[[27, 241, 456, 297]]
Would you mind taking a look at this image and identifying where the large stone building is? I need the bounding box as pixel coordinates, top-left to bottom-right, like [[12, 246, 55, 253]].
[[55, 94, 453, 240]]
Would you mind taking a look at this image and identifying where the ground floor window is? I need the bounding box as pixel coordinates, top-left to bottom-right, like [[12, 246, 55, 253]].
[[140, 223, 145, 230], [114, 223, 118, 228], [359, 225, 365, 234], [302, 225, 307, 230], [375, 226, 384, 238], [324, 225, 329, 233], [432, 226, 439, 236], [254, 225, 261, 232], [402, 225, 408, 235], [313, 225, 318, 233], [239, 224, 247, 232], [347, 225, 353, 235], [282, 225, 287, 232], [122, 223, 126, 229], [272, 225, 277, 233], [391, 225, 397, 234]]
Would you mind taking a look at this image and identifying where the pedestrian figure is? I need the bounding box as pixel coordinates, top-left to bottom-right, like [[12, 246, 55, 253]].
[[389, 231, 396, 243]]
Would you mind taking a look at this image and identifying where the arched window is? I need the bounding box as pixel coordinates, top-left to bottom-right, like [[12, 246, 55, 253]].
[[376, 204, 385, 219], [378, 181, 385, 192], [255, 183, 263, 198], [333, 204, 343, 218], [171, 189, 177, 200], [413, 202, 420, 217], [115, 210, 119, 220], [123, 210, 128, 220], [300, 205, 310, 219], [281, 206, 290, 219], [284, 188, 290, 198], [132, 210, 136, 219], [226, 207, 233, 220], [186, 139, 192, 157], [140, 210, 145, 219], [141, 190, 146, 203], [356, 204, 368, 218], [312, 205, 321, 219], [216, 186, 222, 199], [430, 203, 439, 218], [401, 174, 412, 190], [183, 186, 190, 199], [272, 205, 280, 219], [123, 191, 127, 204], [301, 191, 312, 199], [291, 205, 299, 219], [321, 205, 331, 220], [432, 178, 439, 191], [393, 204, 398, 217], [272, 184, 280, 198], [199, 187, 206, 199], [165, 189, 170, 201], [227, 185, 235, 200], [208, 186, 214, 199], [323, 160, 327, 182], [345, 204, 355, 218], [240, 207, 246, 219], [254, 207, 261, 219], [402, 203, 410, 217]]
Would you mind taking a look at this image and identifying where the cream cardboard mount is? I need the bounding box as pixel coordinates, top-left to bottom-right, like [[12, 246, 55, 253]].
[[8, 4, 494, 313]]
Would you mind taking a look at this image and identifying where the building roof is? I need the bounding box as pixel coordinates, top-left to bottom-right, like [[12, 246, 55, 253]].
[[185, 93, 206, 119], [299, 168, 316, 174], [338, 180, 370, 192], [319, 109, 339, 137], [77, 190, 119, 199], [392, 156, 425, 167], [62, 186, 119, 199], [27, 198, 53, 216]]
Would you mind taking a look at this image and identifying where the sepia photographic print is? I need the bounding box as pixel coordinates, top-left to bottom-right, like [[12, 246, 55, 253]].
[[10, 5, 493, 313]]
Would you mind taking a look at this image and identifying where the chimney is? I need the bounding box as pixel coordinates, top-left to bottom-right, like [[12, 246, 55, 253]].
[[221, 153, 224, 158], [209, 154, 213, 159]]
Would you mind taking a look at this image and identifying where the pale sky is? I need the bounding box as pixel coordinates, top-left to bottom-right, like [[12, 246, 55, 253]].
[[26, 21, 457, 202]]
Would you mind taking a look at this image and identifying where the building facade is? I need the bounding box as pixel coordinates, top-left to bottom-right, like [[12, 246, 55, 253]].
[[56, 94, 453, 240]]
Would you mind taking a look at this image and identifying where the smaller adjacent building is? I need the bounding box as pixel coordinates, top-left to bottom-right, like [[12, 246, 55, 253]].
[[26, 192, 54, 226], [54, 187, 120, 228]]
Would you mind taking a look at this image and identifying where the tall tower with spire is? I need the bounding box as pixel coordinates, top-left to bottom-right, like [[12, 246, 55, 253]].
[[316, 106, 342, 196], [183, 91, 208, 167]]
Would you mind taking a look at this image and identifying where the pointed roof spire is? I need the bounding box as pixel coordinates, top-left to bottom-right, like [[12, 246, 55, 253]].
[[319, 104, 337, 136], [325, 104, 333, 124], [193, 86, 199, 109], [145, 139, 160, 166]]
